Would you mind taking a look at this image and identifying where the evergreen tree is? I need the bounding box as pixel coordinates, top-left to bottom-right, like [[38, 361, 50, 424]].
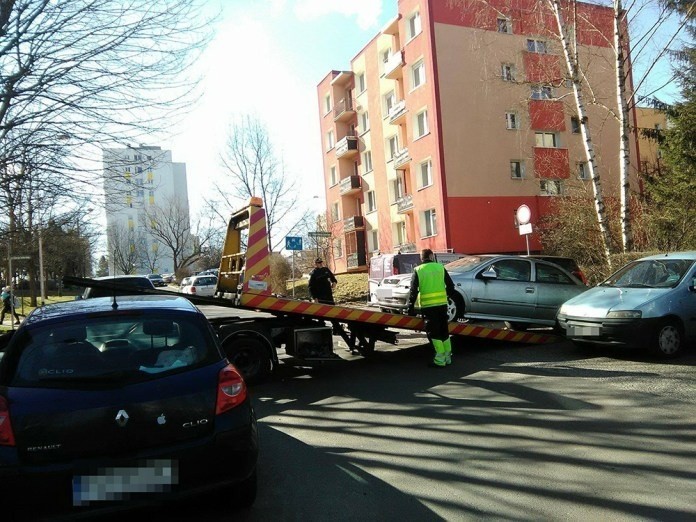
[[96, 256, 109, 277]]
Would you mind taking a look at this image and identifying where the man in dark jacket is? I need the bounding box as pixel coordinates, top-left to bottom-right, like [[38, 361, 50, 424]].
[[308, 258, 337, 304], [407, 249, 455, 367]]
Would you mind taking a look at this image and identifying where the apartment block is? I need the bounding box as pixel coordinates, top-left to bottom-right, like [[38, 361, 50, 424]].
[[103, 145, 190, 275], [317, 0, 639, 274]]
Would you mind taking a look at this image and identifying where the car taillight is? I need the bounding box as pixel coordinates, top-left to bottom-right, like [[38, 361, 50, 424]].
[[393, 266, 399, 275], [0, 396, 16, 447], [216, 364, 247, 415], [190, 286, 197, 294]]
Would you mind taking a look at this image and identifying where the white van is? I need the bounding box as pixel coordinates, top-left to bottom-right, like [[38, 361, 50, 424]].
[[368, 252, 465, 306]]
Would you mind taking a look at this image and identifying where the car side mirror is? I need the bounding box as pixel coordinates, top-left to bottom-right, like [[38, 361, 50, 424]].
[[481, 267, 497, 280]]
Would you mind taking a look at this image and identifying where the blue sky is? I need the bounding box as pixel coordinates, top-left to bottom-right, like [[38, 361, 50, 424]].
[[164, 0, 397, 217]]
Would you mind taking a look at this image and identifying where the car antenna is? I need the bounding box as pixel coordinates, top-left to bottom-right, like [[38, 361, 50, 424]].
[[111, 274, 119, 309]]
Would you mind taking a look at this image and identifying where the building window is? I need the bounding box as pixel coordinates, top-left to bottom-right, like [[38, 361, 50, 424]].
[[571, 116, 581, 133], [540, 179, 563, 195], [415, 109, 429, 138], [362, 151, 373, 174], [394, 221, 407, 245], [324, 94, 331, 114], [411, 60, 425, 90], [505, 111, 519, 130], [357, 72, 366, 93], [330, 202, 340, 222], [147, 171, 153, 183], [501, 63, 516, 82], [531, 85, 553, 100], [369, 230, 379, 252], [329, 165, 337, 186], [578, 162, 589, 179], [126, 194, 132, 208], [497, 17, 512, 34], [535, 132, 559, 148], [391, 176, 405, 203], [408, 11, 421, 40], [419, 159, 432, 188], [333, 238, 343, 258], [326, 130, 335, 151], [360, 111, 370, 133], [386, 135, 399, 160], [380, 47, 392, 75], [421, 209, 437, 237], [527, 39, 547, 53], [510, 160, 525, 179], [383, 90, 396, 118], [366, 190, 377, 213], [148, 190, 155, 205]]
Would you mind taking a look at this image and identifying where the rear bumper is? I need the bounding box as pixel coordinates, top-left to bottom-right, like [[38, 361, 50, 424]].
[[1, 408, 258, 514], [557, 315, 659, 347]]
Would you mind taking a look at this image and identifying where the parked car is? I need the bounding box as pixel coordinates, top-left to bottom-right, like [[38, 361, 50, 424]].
[[526, 255, 588, 285], [146, 274, 166, 287], [80, 275, 155, 299], [368, 251, 465, 306], [557, 252, 696, 357], [180, 275, 218, 297], [376, 255, 587, 326], [0, 295, 258, 517], [179, 276, 191, 289]]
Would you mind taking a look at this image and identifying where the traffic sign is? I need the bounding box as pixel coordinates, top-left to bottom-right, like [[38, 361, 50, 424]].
[[516, 204, 531, 225], [308, 231, 331, 239], [285, 236, 303, 251]]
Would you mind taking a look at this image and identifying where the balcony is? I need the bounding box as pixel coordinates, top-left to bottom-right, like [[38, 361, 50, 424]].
[[393, 148, 411, 169], [339, 175, 361, 196], [388, 100, 407, 125], [346, 252, 367, 270], [336, 135, 359, 159], [384, 50, 404, 79], [396, 193, 413, 213], [533, 147, 570, 179], [343, 215, 365, 232], [333, 97, 355, 122]]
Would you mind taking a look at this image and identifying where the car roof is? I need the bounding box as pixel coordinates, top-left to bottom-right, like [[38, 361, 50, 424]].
[[24, 295, 199, 326], [639, 251, 696, 261]]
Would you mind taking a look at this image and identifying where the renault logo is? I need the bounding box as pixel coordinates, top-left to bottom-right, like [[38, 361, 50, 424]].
[[115, 410, 129, 427]]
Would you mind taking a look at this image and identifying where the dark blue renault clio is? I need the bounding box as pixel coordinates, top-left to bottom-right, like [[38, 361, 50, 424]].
[[0, 295, 258, 518]]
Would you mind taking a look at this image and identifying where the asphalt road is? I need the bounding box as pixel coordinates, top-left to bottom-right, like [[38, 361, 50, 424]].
[[28, 305, 696, 521]]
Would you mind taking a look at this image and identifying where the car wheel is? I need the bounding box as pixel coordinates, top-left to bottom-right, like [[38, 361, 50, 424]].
[[223, 337, 272, 385], [505, 322, 529, 331], [651, 319, 684, 358], [447, 295, 464, 322]]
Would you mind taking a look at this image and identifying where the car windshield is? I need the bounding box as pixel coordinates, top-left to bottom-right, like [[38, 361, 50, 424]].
[[601, 259, 693, 288], [8, 313, 218, 388], [445, 255, 491, 272]]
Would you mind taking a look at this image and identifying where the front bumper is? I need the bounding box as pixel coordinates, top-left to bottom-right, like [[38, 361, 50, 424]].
[[556, 314, 659, 347]]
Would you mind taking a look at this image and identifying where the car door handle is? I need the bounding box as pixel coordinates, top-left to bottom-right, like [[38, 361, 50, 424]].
[[526, 287, 535, 293]]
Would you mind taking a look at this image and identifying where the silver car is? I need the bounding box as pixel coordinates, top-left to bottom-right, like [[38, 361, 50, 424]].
[[375, 255, 587, 327], [557, 252, 696, 357]]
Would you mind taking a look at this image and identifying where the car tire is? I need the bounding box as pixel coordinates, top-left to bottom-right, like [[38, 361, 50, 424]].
[[447, 295, 464, 322], [651, 319, 684, 358], [223, 337, 272, 385]]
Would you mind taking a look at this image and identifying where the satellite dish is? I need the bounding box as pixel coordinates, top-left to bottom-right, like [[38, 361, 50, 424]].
[[516, 204, 531, 225]]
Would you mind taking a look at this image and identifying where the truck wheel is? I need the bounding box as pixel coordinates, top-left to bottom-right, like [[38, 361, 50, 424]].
[[651, 319, 683, 358], [224, 337, 271, 385]]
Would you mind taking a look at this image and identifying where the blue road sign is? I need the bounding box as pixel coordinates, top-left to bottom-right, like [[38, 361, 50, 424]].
[[285, 236, 303, 251]]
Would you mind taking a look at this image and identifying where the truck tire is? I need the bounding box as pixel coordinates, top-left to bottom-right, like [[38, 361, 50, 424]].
[[223, 337, 271, 385]]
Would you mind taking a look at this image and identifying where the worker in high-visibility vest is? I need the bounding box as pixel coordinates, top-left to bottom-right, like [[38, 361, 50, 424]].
[[406, 249, 456, 367]]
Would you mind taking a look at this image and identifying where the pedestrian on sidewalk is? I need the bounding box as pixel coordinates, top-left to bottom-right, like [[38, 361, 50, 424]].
[[1, 286, 21, 325]]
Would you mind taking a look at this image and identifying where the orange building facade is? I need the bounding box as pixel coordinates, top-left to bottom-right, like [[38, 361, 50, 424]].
[[317, 0, 640, 274]]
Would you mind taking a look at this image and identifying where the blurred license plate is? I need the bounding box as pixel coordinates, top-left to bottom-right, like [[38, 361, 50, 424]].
[[73, 459, 178, 506], [569, 325, 600, 336], [375, 288, 393, 299]]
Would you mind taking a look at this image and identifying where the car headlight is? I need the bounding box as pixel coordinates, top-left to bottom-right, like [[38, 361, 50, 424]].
[[558, 304, 568, 316], [606, 310, 642, 319]]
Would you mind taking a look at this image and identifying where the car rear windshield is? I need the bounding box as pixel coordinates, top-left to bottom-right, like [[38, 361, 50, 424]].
[[602, 259, 694, 288], [7, 313, 220, 388]]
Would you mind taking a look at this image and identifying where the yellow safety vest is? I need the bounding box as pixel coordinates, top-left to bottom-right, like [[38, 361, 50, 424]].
[[414, 262, 448, 308]]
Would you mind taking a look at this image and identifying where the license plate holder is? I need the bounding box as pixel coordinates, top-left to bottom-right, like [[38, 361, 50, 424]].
[[72, 459, 178, 506], [569, 325, 600, 337]]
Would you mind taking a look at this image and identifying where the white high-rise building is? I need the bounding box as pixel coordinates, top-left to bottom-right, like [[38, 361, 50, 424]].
[[103, 145, 190, 275]]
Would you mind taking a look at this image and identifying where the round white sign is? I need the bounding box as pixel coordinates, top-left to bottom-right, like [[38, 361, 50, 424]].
[[516, 204, 531, 225]]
